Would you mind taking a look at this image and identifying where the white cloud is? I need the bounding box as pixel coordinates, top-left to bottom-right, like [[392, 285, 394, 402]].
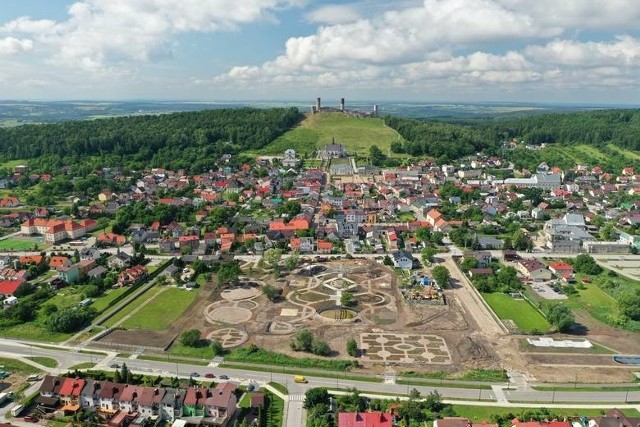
[[525, 36, 640, 67], [0, 37, 33, 55], [305, 4, 361, 24], [497, 0, 640, 30], [0, 0, 304, 73]]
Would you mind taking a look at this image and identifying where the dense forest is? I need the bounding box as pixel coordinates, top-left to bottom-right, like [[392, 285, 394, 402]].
[[387, 109, 640, 166], [0, 107, 639, 174], [0, 107, 302, 173]]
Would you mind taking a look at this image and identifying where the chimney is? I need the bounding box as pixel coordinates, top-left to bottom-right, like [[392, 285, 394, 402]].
[[340, 98, 345, 112], [316, 97, 321, 111]]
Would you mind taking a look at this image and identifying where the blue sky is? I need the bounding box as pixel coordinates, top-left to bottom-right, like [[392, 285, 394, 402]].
[[0, 0, 639, 103]]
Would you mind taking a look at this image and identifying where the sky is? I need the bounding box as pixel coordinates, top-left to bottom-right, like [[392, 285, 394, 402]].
[[0, 0, 639, 103]]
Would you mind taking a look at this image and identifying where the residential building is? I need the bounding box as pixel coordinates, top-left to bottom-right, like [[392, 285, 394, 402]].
[[516, 258, 552, 282], [435, 418, 498, 427], [338, 412, 393, 427], [391, 250, 414, 269], [21, 218, 87, 243], [544, 213, 595, 252]]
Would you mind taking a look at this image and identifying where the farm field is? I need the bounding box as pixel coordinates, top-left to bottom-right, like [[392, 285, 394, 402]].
[[482, 292, 551, 333], [120, 287, 199, 330], [256, 112, 404, 157]]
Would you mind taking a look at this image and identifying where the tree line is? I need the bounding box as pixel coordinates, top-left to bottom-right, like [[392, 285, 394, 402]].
[[386, 109, 640, 166], [0, 107, 303, 174]]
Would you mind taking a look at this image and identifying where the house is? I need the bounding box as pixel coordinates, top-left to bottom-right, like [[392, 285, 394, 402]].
[[58, 264, 80, 284], [97, 232, 126, 246], [107, 252, 132, 269], [391, 250, 414, 269], [435, 418, 498, 427], [0, 197, 20, 207], [290, 237, 315, 253], [317, 239, 333, 254], [0, 279, 25, 297], [39, 375, 64, 398], [2, 295, 18, 307], [544, 213, 595, 253], [58, 377, 85, 408], [468, 268, 493, 278], [548, 261, 574, 278], [204, 382, 237, 421], [590, 408, 640, 427], [117, 265, 147, 287], [20, 254, 44, 265], [502, 250, 519, 262], [87, 266, 108, 280], [49, 256, 72, 271], [179, 235, 200, 251], [619, 231, 640, 250], [338, 411, 393, 427], [81, 380, 103, 409], [98, 381, 124, 412], [516, 258, 552, 282], [160, 388, 185, 421]]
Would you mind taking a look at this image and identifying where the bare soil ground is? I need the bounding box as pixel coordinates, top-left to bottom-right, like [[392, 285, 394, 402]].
[[93, 259, 640, 384]]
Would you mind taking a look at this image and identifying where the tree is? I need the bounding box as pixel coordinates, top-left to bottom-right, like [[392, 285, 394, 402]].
[[276, 200, 302, 217], [424, 390, 444, 412], [290, 329, 314, 352], [210, 340, 226, 356], [216, 261, 241, 285], [383, 255, 393, 266], [432, 265, 451, 287], [46, 307, 96, 333], [311, 340, 331, 356], [421, 246, 438, 264], [262, 284, 283, 302], [572, 254, 603, 275], [285, 251, 300, 271], [263, 248, 282, 270], [346, 338, 358, 357], [600, 223, 616, 241], [543, 303, 575, 332], [304, 388, 330, 409], [340, 291, 354, 307], [619, 290, 640, 320], [512, 230, 531, 251], [369, 145, 386, 166], [120, 363, 133, 384], [180, 329, 202, 347]]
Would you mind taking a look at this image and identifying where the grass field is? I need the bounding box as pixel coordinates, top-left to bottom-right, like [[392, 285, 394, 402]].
[[91, 287, 130, 313], [606, 143, 640, 160], [102, 286, 165, 327], [482, 292, 551, 333], [451, 405, 623, 422], [0, 237, 40, 251], [120, 287, 199, 330], [0, 357, 42, 374], [0, 322, 71, 342], [256, 112, 404, 157], [170, 342, 214, 359], [25, 357, 57, 368]]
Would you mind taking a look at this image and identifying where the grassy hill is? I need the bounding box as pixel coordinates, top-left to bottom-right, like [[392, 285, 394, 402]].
[[256, 112, 405, 157]]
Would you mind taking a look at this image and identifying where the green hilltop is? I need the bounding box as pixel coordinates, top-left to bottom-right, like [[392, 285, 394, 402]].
[[256, 112, 405, 157]]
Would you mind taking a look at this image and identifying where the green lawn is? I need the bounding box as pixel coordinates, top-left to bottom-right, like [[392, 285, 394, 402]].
[[482, 293, 551, 333], [0, 322, 72, 342], [91, 287, 130, 313], [0, 237, 41, 251], [170, 342, 214, 359], [451, 405, 623, 422], [0, 357, 43, 374], [120, 287, 199, 330], [102, 286, 165, 327], [256, 112, 405, 157], [565, 269, 640, 331], [25, 357, 57, 368], [69, 362, 96, 370]]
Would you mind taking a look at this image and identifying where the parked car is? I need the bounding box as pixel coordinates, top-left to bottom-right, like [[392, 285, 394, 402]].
[[219, 375, 229, 380], [110, 364, 120, 369], [204, 373, 215, 378], [23, 415, 38, 423], [190, 372, 200, 377]]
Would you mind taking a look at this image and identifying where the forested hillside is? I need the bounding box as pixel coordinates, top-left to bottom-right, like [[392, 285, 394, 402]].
[[387, 109, 640, 168], [0, 107, 302, 173]]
